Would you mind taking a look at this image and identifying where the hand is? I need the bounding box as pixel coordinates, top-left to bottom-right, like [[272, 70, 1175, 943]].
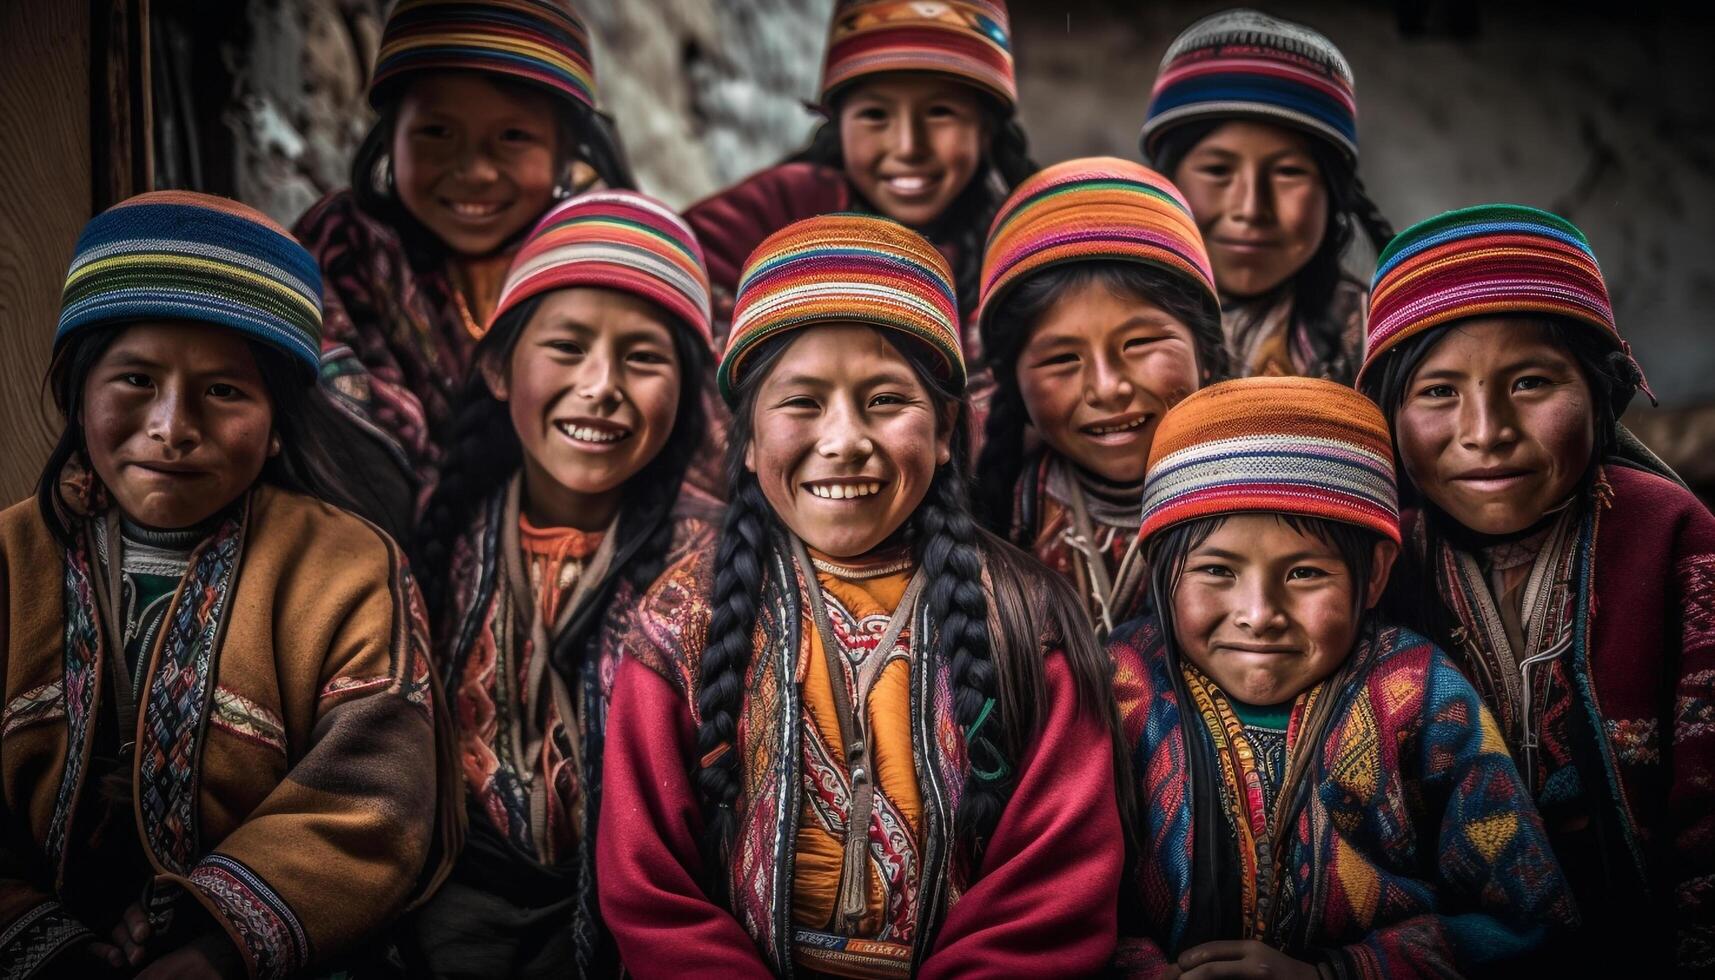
[[135, 930, 245, 980], [87, 901, 151, 970], [1177, 940, 1319, 980]]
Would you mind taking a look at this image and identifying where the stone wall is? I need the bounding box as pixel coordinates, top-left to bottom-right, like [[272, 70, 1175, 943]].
[[219, 0, 1713, 409]]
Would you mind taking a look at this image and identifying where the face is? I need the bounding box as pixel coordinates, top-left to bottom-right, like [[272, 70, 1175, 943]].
[[1016, 280, 1202, 485], [1173, 515, 1395, 706], [838, 73, 989, 228], [1173, 120, 1329, 299], [1394, 318, 1596, 536], [392, 73, 564, 257], [744, 325, 953, 558], [483, 288, 683, 530], [81, 321, 277, 529]]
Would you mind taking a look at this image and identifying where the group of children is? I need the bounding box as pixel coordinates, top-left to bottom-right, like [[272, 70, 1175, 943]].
[[1, 0, 1709, 977]]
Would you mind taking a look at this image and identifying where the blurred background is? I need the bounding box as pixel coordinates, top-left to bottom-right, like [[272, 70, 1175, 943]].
[[3, 0, 1711, 503]]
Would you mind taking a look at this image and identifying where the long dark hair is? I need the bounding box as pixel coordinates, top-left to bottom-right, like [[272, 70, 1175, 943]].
[[411, 292, 711, 617], [37, 325, 415, 545], [1358, 317, 1640, 512], [350, 73, 637, 268], [787, 91, 1037, 318], [692, 327, 1116, 888], [973, 261, 1229, 534], [1154, 121, 1394, 377]]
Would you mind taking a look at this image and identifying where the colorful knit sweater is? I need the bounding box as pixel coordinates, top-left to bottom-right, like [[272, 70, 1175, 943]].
[[295, 190, 482, 500], [0, 482, 451, 979], [596, 541, 1123, 976], [423, 476, 714, 976], [1222, 276, 1368, 383], [1396, 463, 1715, 971], [1010, 451, 1149, 637], [1107, 616, 1575, 978]]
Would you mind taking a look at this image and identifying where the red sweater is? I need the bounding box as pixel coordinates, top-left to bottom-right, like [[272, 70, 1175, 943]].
[[596, 577, 1123, 976]]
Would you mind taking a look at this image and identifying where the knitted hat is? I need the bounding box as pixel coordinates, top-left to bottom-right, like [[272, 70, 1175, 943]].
[[977, 157, 1219, 333], [819, 0, 1016, 109], [1359, 203, 1640, 390], [488, 190, 714, 349], [1140, 8, 1358, 164], [1139, 377, 1399, 546], [57, 190, 323, 378], [720, 213, 964, 405], [369, 0, 596, 112]]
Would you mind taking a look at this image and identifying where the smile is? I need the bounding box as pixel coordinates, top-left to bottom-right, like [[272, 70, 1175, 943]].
[[443, 200, 508, 219], [804, 480, 884, 500], [881, 174, 940, 198], [554, 420, 630, 445], [1081, 413, 1150, 436]]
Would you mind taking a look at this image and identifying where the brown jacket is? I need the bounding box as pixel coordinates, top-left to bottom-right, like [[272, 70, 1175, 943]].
[[0, 484, 452, 978]]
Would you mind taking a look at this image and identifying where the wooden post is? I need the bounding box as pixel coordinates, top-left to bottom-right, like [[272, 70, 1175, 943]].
[[91, 0, 152, 210]]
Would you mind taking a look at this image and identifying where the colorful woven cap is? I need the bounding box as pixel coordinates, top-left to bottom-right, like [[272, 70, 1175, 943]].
[[57, 190, 323, 377], [978, 157, 1218, 331], [1359, 203, 1628, 386], [820, 0, 1016, 109], [1141, 8, 1358, 163], [369, 0, 596, 112], [488, 190, 714, 349], [720, 213, 964, 405], [1140, 377, 1399, 547]]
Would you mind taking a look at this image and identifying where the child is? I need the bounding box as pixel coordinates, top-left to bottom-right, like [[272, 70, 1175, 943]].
[[1358, 204, 1715, 973], [296, 0, 634, 509], [1108, 377, 1573, 977], [403, 190, 715, 977], [0, 191, 452, 977], [684, 0, 1033, 363], [597, 214, 1124, 976], [974, 157, 1226, 636], [1139, 9, 1393, 383]]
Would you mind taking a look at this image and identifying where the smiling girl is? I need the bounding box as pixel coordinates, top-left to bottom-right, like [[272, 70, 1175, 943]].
[[1108, 377, 1573, 978], [684, 0, 1033, 367], [974, 158, 1226, 636], [1139, 9, 1393, 383], [1358, 204, 1715, 974], [296, 0, 634, 512], [402, 191, 714, 976], [596, 214, 1123, 976], [0, 192, 452, 978]]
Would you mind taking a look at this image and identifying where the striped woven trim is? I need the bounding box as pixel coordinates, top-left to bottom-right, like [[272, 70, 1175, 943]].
[[370, 0, 595, 110], [821, 0, 1016, 107], [490, 190, 713, 346], [978, 158, 1217, 328], [55, 193, 323, 374], [1359, 204, 1619, 383], [1140, 377, 1398, 544], [721, 213, 962, 404], [1141, 9, 1357, 161]]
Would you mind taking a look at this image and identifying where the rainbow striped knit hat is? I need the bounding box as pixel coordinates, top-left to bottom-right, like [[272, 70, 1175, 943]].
[[1139, 377, 1399, 546], [820, 0, 1016, 109], [488, 190, 713, 348], [56, 190, 323, 378], [369, 0, 596, 112], [720, 213, 964, 405], [1359, 203, 1638, 389], [977, 157, 1219, 332], [1141, 8, 1358, 164]]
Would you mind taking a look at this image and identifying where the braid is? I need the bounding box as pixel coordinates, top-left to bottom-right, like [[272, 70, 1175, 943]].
[[916, 463, 1013, 864], [693, 475, 772, 884], [412, 374, 519, 617], [1346, 172, 1395, 253]]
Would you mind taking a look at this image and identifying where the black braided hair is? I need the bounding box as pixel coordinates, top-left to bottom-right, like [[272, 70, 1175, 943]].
[[1152, 121, 1395, 380], [973, 261, 1229, 533], [412, 293, 710, 617], [350, 75, 638, 269], [785, 92, 1037, 319], [696, 327, 1116, 876]]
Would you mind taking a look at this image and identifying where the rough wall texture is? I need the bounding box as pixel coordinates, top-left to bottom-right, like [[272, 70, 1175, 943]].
[[223, 0, 1712, 410]]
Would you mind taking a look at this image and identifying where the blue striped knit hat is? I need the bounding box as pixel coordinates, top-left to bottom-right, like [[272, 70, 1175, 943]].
[[56, 191, 324, 378]]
